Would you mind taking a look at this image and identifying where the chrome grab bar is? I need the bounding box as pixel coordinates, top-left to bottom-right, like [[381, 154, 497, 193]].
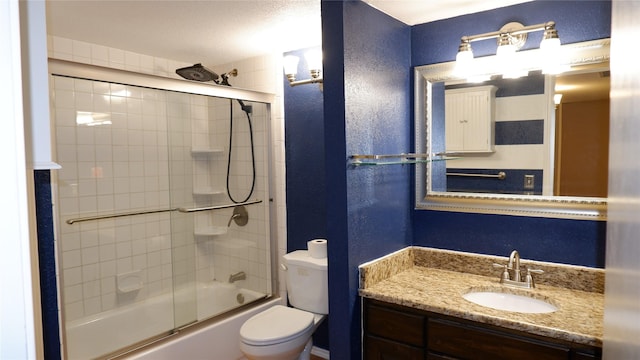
[[177, 199, 262, 213], [66, 199, 262, 224], [66, 208, 177, 224], [446, 171, 506, 180]]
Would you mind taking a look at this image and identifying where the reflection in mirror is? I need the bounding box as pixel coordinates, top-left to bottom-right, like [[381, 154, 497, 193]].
[[415, 39, 609, 220], [432, 65, 610, 197], [554, 66, 610, 198]]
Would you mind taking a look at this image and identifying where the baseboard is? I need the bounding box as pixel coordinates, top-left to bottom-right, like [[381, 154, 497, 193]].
[[311, 346, 330, 359]]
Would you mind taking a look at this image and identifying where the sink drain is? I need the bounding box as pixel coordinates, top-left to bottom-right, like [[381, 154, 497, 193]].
[[236, 293, 245, 304]]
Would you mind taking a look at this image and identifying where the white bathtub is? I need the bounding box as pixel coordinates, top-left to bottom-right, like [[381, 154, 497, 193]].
[[196, 282, 266, 320], [65, 282, 278, 360], [127, 297, 282, 360]]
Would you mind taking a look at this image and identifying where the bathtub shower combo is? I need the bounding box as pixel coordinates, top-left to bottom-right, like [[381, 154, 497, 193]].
[[49, 59, 277, 359]]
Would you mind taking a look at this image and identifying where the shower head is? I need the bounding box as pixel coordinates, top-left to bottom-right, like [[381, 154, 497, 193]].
[[175, 63, 219, 82]]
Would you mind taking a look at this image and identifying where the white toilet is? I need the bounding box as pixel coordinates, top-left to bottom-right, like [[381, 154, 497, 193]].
[[239, 250, 328, 360]]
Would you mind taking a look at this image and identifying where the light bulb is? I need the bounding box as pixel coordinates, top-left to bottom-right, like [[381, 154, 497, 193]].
[[540, 37, 568, 74], [497, 43, 516, 58], [454, 41, 474, 78], [455, 49, 474, 78], [283, 55, 300, 76], [304, 50, 323, 73]]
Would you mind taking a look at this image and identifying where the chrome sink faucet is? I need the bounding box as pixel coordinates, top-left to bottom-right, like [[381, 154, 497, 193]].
[[508, 250, 521, 282], [493, 250, 544, 289]]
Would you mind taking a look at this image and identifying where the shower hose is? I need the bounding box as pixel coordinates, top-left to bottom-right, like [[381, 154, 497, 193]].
[[226, 99, 256, 203]]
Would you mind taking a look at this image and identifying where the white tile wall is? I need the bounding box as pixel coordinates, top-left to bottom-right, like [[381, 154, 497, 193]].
[[49, 36, 289, 325]]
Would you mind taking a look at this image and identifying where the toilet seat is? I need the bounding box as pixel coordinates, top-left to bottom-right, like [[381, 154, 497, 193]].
[[240, 305, 314, 346]]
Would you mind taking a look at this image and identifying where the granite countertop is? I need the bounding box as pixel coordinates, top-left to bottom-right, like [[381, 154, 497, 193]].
[[359, 247, 604, 347]]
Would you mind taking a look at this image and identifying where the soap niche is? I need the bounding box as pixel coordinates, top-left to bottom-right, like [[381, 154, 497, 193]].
[[116, 269, 143, 294]]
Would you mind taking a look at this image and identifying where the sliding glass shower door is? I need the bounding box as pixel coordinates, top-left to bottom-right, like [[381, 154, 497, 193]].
[[51, 63, 274, 359]]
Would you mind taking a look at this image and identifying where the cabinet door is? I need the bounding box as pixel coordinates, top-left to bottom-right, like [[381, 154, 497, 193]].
[[365, 335, 424, 360], [461, 90, 492, 151], [445, 92, 466, 151], [445, 87, 495, 153], [427, 318, 570, 360], [365, 302, 425, 347]]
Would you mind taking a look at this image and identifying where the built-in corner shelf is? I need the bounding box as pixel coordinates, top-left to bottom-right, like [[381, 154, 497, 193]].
[[194, 226, 227, 237], [193, 187, 226, 196], [191, 148, 224, 155]]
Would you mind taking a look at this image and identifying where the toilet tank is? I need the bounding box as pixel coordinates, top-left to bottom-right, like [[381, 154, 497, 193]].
[[283, 250, 328, 314]]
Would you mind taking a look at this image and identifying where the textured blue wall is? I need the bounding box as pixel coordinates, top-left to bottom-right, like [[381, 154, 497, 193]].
[[321, 1, 411, 358], [412, 0, 611, 268], [415, 211, 606, 266], [284, 46, 327, 251], [282, 46, 330, 349]]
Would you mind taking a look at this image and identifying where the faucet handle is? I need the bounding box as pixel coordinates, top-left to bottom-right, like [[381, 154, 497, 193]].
[[493, 263, 510, 282], [525, 268, 544, 288]]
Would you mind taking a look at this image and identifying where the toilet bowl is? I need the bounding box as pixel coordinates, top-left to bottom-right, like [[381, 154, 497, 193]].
[[239, 305, 325, 360], [239, 249, 328, 360]]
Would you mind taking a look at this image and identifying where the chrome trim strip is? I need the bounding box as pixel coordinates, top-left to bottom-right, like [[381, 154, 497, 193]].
[[66, 200, 263, 224], [177, 199, 263, 213], [48, 58, 275, 104], [66, 208, 176, 224]]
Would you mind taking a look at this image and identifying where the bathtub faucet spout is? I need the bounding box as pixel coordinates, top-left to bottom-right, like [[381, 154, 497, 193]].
[[228, 271, 246, 283]]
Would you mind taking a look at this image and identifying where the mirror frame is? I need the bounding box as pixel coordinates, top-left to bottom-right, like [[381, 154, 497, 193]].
[[414, 38, 610, 221]]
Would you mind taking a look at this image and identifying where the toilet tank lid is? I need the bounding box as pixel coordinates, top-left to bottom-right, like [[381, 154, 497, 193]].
[[283, 250, 327, 269]]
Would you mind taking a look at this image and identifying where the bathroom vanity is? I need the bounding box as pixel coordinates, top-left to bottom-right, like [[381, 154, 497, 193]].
[[359, 247, 604, 359]]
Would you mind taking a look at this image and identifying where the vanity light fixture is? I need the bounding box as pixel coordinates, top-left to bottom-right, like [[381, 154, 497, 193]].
[[283, 49, 323, 87], [455, 21, 564, 80]]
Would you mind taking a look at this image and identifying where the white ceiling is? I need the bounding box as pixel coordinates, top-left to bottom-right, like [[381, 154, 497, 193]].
[[364, 0, 531, 26], [45, 0, 531, 68]]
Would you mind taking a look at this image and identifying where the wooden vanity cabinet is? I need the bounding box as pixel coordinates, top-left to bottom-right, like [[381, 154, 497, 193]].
[[363, 298, 601, 360]]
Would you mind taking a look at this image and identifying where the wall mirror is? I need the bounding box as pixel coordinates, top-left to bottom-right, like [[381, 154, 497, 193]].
[[414, 39, 609, 220]]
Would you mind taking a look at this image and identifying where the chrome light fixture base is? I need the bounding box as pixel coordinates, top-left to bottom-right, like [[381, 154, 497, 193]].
[[498, 22, 527, 51]]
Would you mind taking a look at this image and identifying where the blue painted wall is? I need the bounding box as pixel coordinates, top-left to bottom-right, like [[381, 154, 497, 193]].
[[411, 0, 611, 268], [321, 1, 412, 358], [283, 46, 330, 349], [284, 46, 327, 251], [415, 210, 606, 266]]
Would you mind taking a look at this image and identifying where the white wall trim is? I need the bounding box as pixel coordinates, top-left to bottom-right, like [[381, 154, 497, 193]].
[[0, 0, 39, 358]]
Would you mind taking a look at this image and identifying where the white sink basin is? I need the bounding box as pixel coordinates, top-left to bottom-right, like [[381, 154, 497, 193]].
[[463, 291, 558, 314]]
